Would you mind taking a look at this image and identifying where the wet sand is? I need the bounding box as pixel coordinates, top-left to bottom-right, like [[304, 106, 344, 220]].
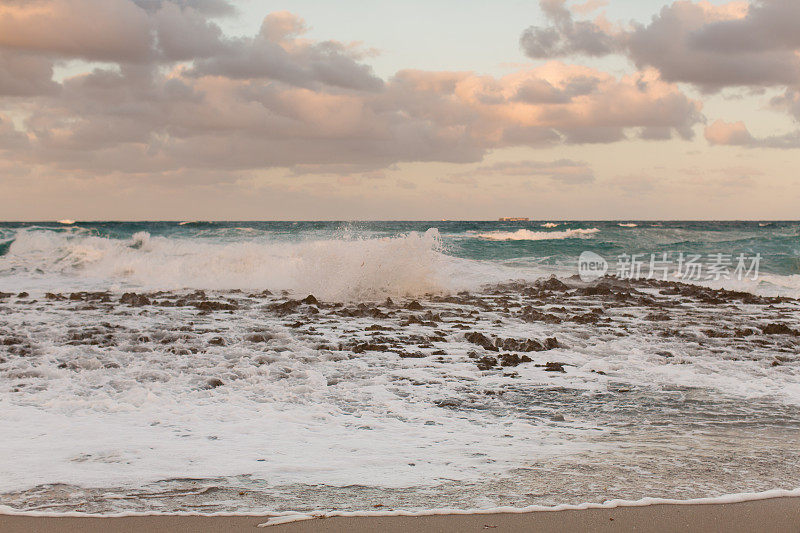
[[2, 497, 800, 533]]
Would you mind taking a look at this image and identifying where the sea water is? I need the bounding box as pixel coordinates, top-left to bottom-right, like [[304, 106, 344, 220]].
[[0, 220, 798, 514]]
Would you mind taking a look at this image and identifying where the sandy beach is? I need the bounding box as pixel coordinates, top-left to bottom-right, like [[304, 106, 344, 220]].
[[2, 496, 800, 533]]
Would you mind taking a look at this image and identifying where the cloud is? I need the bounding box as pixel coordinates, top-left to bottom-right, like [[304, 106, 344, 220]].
[[0, 0, 154, 63], [188, 12, 384, 91], [571, 0, 608, 16], [521, 0, 800, 92], [0, 51, 59, 96], [627, 0, 799, 91], [520, 0, 617, 58], [451, 159, 596, 184], [0, 3, 704, 185], [705, 119, 800, 148]]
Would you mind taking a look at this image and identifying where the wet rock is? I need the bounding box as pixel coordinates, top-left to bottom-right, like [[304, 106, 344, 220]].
[[406, 300, 424, 310], [301, 295, 319, 305], [645, 312, 671, 322], [351, 343, 389, 354], [519, 307, 562, 324], [551, 414, 566, 422], [270, 299, 301, 315], [544, 337, 560, 350], [495, 337, 544, 352], [245, 333, 273, 343], [208, 337, 226, 346], [17, 292, 29, 298], [761, 323, 799, 336], [476, 356, 498, 370], [397, 351, 427, 359], [537, 362, 566, 373], [204, 378, 224, 389], [194, 300, 237, 312], [384, 297, 394, 307], [45, 292, 65, 301], [580, 283, 614, 296], [498, 353, 532, 367], [465, 332, 499, 351], [120, 293, 151, 307], [571, 312, 600, 324], [534, 276, 570, 292]]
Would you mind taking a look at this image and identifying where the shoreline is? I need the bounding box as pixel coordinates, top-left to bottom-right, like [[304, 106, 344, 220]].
[[2, 495, 800, 532]]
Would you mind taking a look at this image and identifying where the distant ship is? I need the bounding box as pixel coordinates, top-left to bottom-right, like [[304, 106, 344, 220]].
[[498, 217, 529, 222]]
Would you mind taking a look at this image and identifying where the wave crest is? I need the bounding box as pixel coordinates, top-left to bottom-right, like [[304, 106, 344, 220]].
[[0, 228, 467, 300], [475, 228, 599, 241]]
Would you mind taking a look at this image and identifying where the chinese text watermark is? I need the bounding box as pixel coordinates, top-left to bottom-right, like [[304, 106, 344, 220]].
[[579, 251, 761, 283]]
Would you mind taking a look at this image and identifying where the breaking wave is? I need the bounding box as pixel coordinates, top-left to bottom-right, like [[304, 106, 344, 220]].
[[475, 228, 600, 241], [0, 228, 505, 300]]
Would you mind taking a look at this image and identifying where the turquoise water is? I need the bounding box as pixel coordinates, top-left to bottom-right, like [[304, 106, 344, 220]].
[[1, 220, 800, 513], [0, 220, 799, 295]]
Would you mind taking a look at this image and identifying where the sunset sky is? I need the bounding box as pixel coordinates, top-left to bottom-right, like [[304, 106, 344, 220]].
[[0, 0, 798, 220]]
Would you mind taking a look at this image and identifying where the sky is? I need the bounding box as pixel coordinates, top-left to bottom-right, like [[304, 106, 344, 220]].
[[0, 0, 798, 220]]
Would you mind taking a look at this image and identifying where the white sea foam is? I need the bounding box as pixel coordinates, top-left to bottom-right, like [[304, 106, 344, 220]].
[[475, 228, 600, 241], [618, 223, 638, 227], [540, 223, 559, 228], [0, 229, 529, 299]]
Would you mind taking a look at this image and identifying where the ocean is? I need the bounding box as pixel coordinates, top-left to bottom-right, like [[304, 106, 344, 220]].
[[0, 220, 799, 515]]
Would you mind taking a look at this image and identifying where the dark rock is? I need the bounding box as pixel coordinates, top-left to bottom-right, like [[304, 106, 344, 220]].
[[519, 307, 562, 324], [270, 299, 301, 315], [580, 283, 614, 296], [476, 356, 498, 370], [571, 312, 600, 324], [397, 351, 427, 359], [205, 378, 224, 389], [465, 332, 499, 351], [17, 292, 29, 298], [406, 300, 424, 310], [645, 312, 671, 322], [551, 414, 566, 422], [208, 337, 226, 346], [194, 300, 237, 312], [537, 361, 566, 373], [352, 343, 389, 354], [534, 276, 570, 292], [45, 292, 65, 300], [120, 293, 151, 307], [761, 323, 799, 336], [301, 295, 319, 305], [384, 297, 394, 307], [495, 337, 544, 352], [499, 353, 532, 367], [245, 333, 273, 343]]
